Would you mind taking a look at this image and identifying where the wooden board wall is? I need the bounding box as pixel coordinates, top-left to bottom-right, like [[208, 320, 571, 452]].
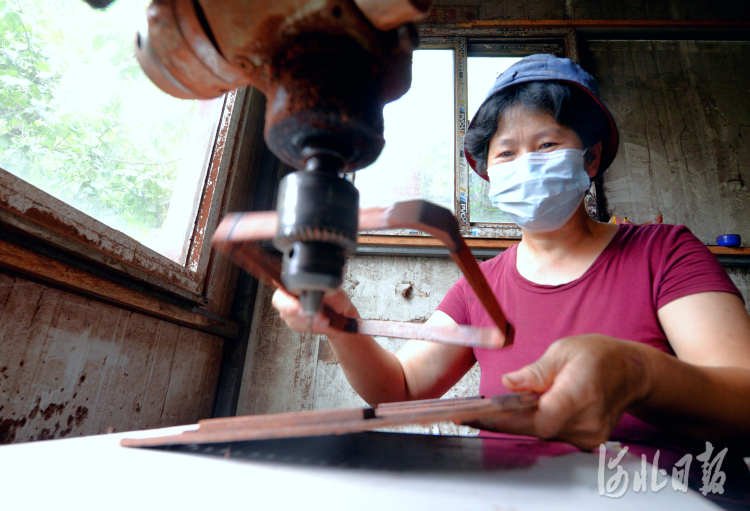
[[0, 273, 223, 444], [427, 0, 750, 23], [588, 40, 750, 244]]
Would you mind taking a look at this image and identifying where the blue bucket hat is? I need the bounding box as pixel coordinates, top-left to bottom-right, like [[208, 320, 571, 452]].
[[465, 54, 619, 181]]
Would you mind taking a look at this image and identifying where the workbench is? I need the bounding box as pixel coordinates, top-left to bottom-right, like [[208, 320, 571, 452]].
[[0, 425, 725, 510]]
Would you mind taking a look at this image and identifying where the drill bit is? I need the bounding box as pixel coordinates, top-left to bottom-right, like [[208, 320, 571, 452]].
[[299, 289, 323, 336]]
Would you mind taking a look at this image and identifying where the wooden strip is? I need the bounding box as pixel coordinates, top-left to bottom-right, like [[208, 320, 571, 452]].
[[198, 408, 368, 432], [707, 246, 750, 256], [214, 212, 278, 243], [359, 237, 750, 257], [357, 235, 520, 249], [356, 319, 506, 348], [450, 244, 509, 336], [376, 395, 483, 411], [0, 238, 233, 335], [455, 20, 750, 29], [121, 394, 539, 447], [120, 393, 539, 447]]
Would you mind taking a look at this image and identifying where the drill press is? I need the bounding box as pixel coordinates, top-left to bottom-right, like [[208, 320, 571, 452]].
[[133, 0, 427, 318]]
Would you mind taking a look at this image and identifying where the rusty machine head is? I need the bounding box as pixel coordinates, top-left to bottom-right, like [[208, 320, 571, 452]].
[[130, 0, 430, 316]]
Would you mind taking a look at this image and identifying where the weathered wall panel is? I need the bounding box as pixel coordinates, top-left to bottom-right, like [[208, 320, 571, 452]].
[[0, 274, 223, 444], [429, 0, 750, 21], [587, 41, 750, 244]]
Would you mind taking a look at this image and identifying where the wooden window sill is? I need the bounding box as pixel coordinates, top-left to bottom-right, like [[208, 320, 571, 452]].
[[358, 235, 750, 259]]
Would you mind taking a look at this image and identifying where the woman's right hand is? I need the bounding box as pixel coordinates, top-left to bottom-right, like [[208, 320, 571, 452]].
[[271, 287, 360, 337]]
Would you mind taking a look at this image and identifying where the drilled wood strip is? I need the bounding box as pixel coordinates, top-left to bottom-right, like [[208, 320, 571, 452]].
[[375, 395, 484, 412], [357, 235, 520, 249], [450, 244, 510, 337], [198, 408, 368, 432], [119, 402, 498, 446], [356, 319, 506, 349], [120, 393, 539, 447]]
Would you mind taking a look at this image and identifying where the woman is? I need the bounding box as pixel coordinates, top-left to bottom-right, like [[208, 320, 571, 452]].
[[272, 54, 750, 454]]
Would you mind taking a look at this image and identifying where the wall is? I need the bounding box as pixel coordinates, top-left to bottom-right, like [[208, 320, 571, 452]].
[[586, 40, 750, 244], [0, 274, 222, 443], [429, 0, 750, 22]]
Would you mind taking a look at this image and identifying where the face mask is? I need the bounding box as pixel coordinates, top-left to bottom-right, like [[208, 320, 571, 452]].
[[486, 148, 591, 233]]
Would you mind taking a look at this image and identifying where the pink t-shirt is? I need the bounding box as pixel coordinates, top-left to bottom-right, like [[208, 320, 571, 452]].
[[437, 223, 741, 442]]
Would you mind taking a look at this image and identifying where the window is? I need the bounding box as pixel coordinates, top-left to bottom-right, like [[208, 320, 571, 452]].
[[356, 49, 455, 213], [354, 38, 576, 239], [466, 55, 522, 224], [0, 0, 239, 299], [0, 0, 227, 265]]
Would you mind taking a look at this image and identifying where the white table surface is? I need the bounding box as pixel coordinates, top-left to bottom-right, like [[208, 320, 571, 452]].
[[0, 425, 721, 511]]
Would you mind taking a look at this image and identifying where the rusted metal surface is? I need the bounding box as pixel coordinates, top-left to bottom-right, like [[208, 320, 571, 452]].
[[353, 0, 431, 31], [120, 392, 538, 447], [135, 0, 246, 99], [212, 200, 511, 347], [0, 274, 223, 444], [137, 0, 415, 172], [186, 91, 237, 274]]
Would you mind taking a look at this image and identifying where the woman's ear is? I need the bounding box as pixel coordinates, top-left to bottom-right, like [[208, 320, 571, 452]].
[[584, 142, 602, 179]]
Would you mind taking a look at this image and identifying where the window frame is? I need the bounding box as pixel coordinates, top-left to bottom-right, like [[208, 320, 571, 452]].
[[0, 88, 245, 304], [357, 28, 602, 247]]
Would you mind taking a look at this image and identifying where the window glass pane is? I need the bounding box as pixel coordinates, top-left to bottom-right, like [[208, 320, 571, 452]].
[[466, 56, 523, 224], [355, 49, 454, 213], [0, 0, 223, 264]]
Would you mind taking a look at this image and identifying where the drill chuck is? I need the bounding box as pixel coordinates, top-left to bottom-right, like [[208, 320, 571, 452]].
[[273, 158, 359, 316]]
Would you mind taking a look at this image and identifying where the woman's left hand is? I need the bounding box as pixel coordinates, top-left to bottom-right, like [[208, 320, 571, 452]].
[[465, 335, 652, 450]]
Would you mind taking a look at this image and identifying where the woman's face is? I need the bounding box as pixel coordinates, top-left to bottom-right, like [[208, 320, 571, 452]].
[[487, 105, 600, 178]]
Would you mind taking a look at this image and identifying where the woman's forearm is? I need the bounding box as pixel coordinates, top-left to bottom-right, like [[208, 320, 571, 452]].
[[325, 330, 408, 406], [273, 287, 408, 406], [273, 288, 473, 407], [630, 343, 750, 448]]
